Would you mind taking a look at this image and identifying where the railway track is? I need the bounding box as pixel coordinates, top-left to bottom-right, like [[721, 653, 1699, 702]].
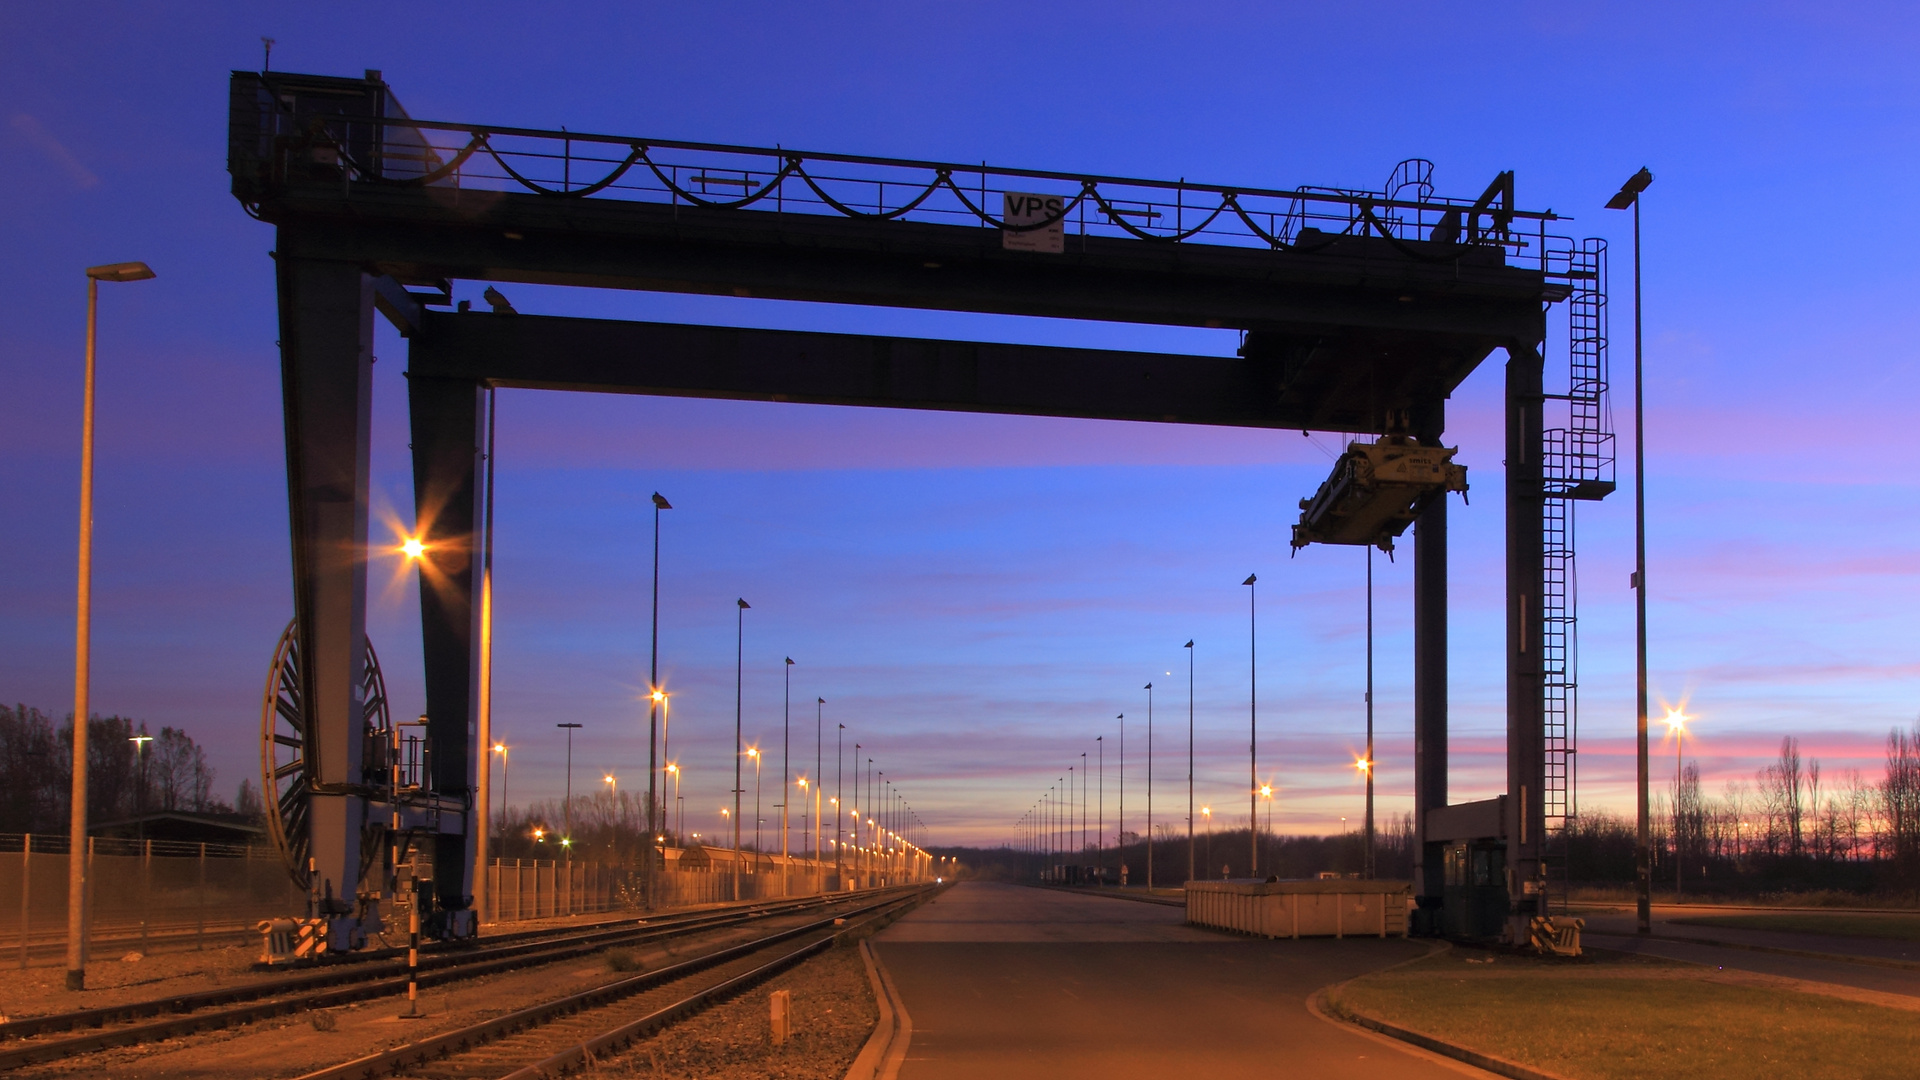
[[299, 885, 934, 1080], [0, 887, 917, 1070]]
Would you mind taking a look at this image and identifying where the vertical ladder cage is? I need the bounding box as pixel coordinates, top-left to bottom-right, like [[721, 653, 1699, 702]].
[[1541, 237, 1612, 909]]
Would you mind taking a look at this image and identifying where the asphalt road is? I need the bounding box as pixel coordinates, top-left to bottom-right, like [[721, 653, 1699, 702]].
[[874, 881, 1470, 1079], [1577, 905, 1920, 998]]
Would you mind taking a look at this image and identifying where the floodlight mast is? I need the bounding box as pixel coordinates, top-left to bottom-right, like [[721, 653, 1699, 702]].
[[1607, 166, 1654, 936]]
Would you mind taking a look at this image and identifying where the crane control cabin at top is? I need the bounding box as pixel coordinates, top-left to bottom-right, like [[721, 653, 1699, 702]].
[[228, 67, 1603, 952]]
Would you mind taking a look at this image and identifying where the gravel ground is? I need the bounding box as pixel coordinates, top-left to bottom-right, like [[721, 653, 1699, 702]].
[[0, 909, 666, 1022], [0, 943, 269, 1021], [601, 940, 879, 1080]]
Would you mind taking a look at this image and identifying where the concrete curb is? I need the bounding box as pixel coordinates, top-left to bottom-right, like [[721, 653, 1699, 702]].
[[1310, 942, 1575, 1080], [843, 938, 913, 1080]]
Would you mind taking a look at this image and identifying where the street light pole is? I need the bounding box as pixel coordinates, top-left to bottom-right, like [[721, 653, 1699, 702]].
[[1145, 683, 1154, 891], [1607, 166, 1655, 934], [815, 698, 824, 862], [493, 743, 509, 853], [836, 725, 845, 886], [1365, 547, 1376, 879], [556, 723, 582, 850], [68, 261, 154, 991], [1175, 630, 1190, 883], [782, 658, 793, 859], [750, 747, 762, 855], [734, 599, 749, 865], [646, 492, 671, 908], [1244, 572, 1258, 878], [1096, 735, 1104, 884]]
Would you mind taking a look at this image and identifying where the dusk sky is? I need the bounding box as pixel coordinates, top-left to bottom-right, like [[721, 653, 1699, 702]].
[[4, 3, 1918, 848]]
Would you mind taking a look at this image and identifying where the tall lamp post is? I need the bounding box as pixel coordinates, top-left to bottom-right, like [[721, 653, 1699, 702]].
[[1364, 547, 1375, 879], [1175, 634, 1190, 880], [748, 747, 762, 855], [835, 724, 845, 886], [1260, 784, 1274, 872], [782, 658, 793, 858], [1144, 683, 1153, 891], [556, 723, 582, 850], [1202, 806, 1213, 876], [129, 733, 153, 818], [733, 599, 749, 871], [1607, 166, 1655, 934], [815, 698, 825, 861], [1243, 572, 1258, 879], [1096, 735, 1104, 883], [67, 260, 155, 991], [492, 743, 509, 855], [1665, 709, 1689, 897], [645, 492, 671, 908], [666, 762, 680, 840]]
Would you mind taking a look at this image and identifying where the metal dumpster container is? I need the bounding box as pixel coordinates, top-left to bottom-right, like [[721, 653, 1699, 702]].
[[1185, 878, 1411, 938]]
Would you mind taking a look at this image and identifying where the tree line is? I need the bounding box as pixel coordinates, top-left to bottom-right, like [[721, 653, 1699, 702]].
[[1567, 720, 1920, 897], [0, 703, 240, 834]]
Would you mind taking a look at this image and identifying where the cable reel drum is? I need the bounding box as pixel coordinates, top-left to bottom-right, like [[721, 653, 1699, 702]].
[[259, 617, 394, 892]]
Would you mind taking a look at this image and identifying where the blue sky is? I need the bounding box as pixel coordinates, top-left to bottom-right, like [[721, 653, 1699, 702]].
[[3, 2, 1918, 847]]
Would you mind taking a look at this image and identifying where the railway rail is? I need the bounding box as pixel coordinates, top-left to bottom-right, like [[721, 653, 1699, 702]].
[[300, 885, 935, 1080], [0, 886, 919, 1070]]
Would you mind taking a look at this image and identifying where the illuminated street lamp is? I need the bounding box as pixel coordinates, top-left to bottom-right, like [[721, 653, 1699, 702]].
[[748, 746, 764, 855], [1260, 783, 1274, 871], [646, 492, 671, 910], [797, 777, 810, 859], [129, 734, 154, 816], [557, 722, 583, 852], [492, 743, 510, 857], [603, 773, 617, 796], [667, 762, 682, 841], [733, 599, 749, 863], [1607, 165, 1655, 934], [1201, 806, 1213, 877], [1664, 708, 1690, 897], [67, 259, 155, 991]]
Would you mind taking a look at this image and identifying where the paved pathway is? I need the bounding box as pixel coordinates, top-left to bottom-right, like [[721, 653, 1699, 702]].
[[875, 882, 1470, 1079], [1576, 904, 1920, 999], [1579, 904, 1920, 964]]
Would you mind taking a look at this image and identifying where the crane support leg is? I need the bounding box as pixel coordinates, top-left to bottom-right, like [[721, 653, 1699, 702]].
[[407, 373, 484, 932], [275, 254, 375, 939], [1412, 402, 1448, 932], [1505, 341, 1547, 942]]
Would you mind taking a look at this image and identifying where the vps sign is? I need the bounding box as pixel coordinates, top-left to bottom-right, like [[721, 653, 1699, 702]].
[[1002, 191, 1066, 253]]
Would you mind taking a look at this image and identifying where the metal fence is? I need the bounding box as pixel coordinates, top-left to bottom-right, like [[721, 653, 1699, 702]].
[[480, 856, 839, 922], [0, 834, 306, 965], [0, 835, 890, 963]]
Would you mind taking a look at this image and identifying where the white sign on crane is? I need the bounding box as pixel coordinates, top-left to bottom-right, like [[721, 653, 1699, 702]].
[[1002, 191, 1066, 253]]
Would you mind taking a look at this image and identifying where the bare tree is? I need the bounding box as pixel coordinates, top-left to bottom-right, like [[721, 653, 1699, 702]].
[[1883, 722, 1920, 892], [0, 705, 65, 833], [151, 727, 215, 811], [1842, 769, 1872, 861]]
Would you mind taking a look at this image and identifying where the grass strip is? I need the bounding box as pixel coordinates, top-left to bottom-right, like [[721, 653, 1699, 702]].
[[1331, 950, 1920, 1080]]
